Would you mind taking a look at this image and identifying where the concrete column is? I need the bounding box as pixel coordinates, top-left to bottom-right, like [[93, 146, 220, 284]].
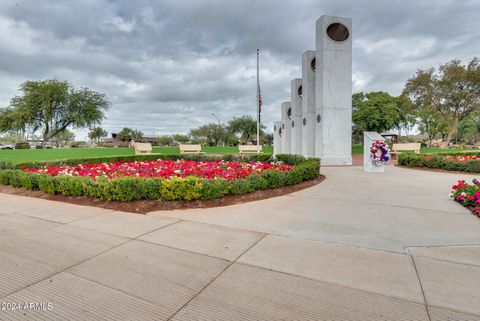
[[315, 15, 352, 165], [281, 101, 292, 154], [273, 121, 282, 157], [290, 78, 302, 155], [363, 132, 385, 173], [301, 50, 316, 158]]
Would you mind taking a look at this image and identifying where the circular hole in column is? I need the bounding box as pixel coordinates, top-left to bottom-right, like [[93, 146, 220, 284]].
[[298, 85, 303, 99], [317, 114, 321, 123], [287, 108, 292, 119], [310, 58, 316, 72], [292, 120, 295, 128], [303, 118, 306, 126], [326, 23, 349, 42]]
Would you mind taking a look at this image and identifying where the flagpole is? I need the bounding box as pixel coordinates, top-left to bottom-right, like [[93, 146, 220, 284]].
[[256, 48, 260, 154]]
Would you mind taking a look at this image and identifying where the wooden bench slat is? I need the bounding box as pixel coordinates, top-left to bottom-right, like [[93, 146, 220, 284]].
[[239, 145, 262, 154], [179, 144, 204, 154], [390, 143, 421, 159], [134, 142, 153, 155]]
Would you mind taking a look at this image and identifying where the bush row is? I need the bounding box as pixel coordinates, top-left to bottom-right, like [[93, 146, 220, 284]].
[[398, 153, 480, 173], [0, 156, 320, 201]]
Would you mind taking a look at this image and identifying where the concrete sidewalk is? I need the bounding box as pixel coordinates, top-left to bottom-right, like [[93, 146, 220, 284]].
[[0, 166, 479, 320]]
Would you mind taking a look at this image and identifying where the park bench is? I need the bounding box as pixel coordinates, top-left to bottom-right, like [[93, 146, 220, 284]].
[[239, 145, 262, 154], [390, 143, 421, 159], [134, 142, 153, 155], [179, 144, 205, 154]]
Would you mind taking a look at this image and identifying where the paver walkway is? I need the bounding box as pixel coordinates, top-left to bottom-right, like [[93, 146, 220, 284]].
[[0, 165, 479, 320]]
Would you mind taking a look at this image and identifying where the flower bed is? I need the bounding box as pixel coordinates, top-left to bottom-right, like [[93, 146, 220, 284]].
[[24, 160, 294, 180], [398, 152, 480, 173], [0, 154, 320, 202], [450, 179, 480, 218]]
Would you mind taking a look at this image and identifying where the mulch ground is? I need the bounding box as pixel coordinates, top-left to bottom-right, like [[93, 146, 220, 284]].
[[0, 175, 325, 214]]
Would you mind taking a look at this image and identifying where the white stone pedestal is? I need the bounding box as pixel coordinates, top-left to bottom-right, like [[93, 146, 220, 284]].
[[363, 132, 385, 173]]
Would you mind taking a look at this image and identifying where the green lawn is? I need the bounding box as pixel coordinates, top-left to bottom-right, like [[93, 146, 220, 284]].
[[419, 147, 479, 154], [0, 146, 273, 165], [3, 144, 475, 165]]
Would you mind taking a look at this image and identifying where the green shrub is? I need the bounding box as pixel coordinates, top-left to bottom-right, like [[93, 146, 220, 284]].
[[37, 174, 56, 194], [0, 169, 12, 185], [467, 160, 480, 173], [160, 177, 203, 201], [398, 153, 480, 173], [141, 178, 163, 200], [55, 175, 90, 196], [245, 174, 269, 190], [200, 178, 229, 199], [87, 177, 113, 200], [8, 170, 23, 188], [14, 142, 30, 149], [261, 170, 286, 189], [275, 154, 306, 165], [228, 178, 255, 195], [109, 177, 146, 201], [285, 167, 303, 185], [247, 153, 273, 163], [20, 172, 38, 190]]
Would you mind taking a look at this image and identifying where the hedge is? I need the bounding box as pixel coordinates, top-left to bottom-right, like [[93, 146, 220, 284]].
[[398, 153, 480, 173], [0, 154, 320, 202]]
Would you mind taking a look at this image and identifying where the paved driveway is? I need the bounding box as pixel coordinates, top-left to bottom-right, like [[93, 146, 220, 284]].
[[0, 166, 479, 320]]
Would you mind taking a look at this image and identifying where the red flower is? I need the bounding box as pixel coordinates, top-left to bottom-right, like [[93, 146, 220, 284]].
[[24, 159, 295, 181]]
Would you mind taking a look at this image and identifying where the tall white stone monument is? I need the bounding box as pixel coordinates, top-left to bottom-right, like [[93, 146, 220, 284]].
[[273, 121, 282, 156], [315, 15, 352, 165], [281, 102, 292, 154], [301, 50, 316, 158], [290, 78, 303, 155]]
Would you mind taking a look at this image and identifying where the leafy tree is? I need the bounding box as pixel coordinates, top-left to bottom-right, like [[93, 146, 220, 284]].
[[157, 135, 174, 146], [227, 115, 265, 144], [457, 113, 480, 144], [402, 58, 480, 145], [0, 79, 110, 147], [132, 129, 143, 141], [51, 129, 75, 148], [0, 132, 28, 144], [116, 128, 133, 141], [88, 127, 108, 143], [352, 92, 402, 133], [189, 123, 227, 146], [173, 134, 190, 144], [117, 127, 143, 141]]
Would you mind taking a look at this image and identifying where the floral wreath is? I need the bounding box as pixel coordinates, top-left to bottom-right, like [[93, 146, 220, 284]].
[[370, 140, 390, 166]]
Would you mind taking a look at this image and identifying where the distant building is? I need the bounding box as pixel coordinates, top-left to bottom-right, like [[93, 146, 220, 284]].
[[102, 133, 158, 147]]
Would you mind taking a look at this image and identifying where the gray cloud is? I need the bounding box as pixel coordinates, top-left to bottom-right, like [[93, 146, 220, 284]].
[[0, 0, 479, 139]]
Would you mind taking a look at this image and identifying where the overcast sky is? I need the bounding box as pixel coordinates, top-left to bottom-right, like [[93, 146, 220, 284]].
[[1, 0, 479, 140]]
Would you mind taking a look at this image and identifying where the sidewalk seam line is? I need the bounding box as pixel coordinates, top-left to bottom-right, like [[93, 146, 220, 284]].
[[410, 255, 432, 321], [0, 219, 182, 300], [166, 233, 268, 321]]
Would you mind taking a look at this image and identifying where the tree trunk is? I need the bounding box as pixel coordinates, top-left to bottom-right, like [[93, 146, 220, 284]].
[[446, 120, 459, 146], [42, 124, 49, 148]]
